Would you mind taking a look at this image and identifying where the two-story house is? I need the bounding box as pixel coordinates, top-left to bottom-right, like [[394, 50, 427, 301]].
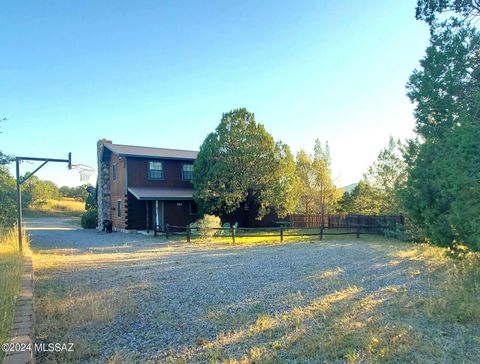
[[97, 139, 199, 232]]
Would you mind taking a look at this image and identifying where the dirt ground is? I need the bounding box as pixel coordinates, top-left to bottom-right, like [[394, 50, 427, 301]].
[[27, 217, 479, 363]]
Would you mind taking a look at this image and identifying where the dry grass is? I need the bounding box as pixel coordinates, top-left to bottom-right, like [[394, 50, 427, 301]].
[[33, 248, 159, 363], [196, 244, 480, 363], [0, 229, 30, 362], [25, 198, 85, 217]]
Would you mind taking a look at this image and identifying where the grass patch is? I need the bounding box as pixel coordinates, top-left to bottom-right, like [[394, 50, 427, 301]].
[[0, 229, 29, 362], [424, 250, 480, 324], [166, 228, 389, 247], [24, 198, 85, 217], [33, 248, 156, 363]]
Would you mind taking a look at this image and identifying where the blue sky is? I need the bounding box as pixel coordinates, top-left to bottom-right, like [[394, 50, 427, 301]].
[[0, 0, 430, 187]]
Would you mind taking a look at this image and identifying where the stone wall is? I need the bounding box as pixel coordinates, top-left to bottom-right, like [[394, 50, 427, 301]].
[[97, 139, 112, 229]]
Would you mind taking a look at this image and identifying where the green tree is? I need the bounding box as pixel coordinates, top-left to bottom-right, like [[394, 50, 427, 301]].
[[21, 176, 61, 205], [59, 185, 90, 201], [416, 0, 480, 25], [401, 1, 480, 249], [295, 150, 317, 214], [0, 166, 16, 227], [338, 180, 384, 215], [312, 140, 337, 225], [364, 137, 406, 214], [193, 108, 299, 226], [20, 175, 38, 208], [31, 180, 60, 201], [0, 118, 16, 227], [0, 117, 14, 165]]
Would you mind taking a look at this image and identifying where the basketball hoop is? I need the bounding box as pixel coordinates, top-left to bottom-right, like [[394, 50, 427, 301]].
[[72, 164, 95, 183]]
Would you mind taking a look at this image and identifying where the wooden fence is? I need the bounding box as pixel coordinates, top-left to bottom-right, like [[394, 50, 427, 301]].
[[289, 214, 323, 228], [163, 224, 383, 244], [289, 214, 404, 231]]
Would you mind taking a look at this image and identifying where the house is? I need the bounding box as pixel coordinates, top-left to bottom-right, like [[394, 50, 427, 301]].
[[96, 139, 199, 232]]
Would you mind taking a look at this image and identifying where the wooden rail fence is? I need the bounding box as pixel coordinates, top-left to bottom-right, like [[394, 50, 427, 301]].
[[163, 224, 383, 243], [289, 214, 404, 230]]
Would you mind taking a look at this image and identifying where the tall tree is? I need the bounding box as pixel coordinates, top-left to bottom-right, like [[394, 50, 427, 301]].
[[401, 1, 480, 249], [416, 0, 480, 25], [295, 150, 317, 214], [313, 140, 336, 225], [295, 141, 338, 224], [192, 108, 299, 226], [364, 137, 406, 214]]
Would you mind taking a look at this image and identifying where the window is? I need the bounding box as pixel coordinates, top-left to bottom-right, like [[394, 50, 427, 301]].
[[190, 201, 199, 215], [148, 161, 164, 180], [182, 164, 193, 181], [117, 200, 122, 218], [112, 163, 117, 181]]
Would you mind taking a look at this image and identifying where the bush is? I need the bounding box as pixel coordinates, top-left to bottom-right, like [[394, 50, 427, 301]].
[[0, 166, 16, 228], [193, 214, 221, 240], [81, 209, 98, 229]]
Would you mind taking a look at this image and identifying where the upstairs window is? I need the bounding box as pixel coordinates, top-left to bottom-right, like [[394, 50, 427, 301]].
[[182, 164, 193, 181], [112, 163, 117, 181], [148, 161, 164, 180]]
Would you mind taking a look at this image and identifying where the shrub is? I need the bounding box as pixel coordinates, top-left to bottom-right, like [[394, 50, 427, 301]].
[[0, 166, 16, 228], [81, 209, 98, 229], [193, 214, 221, 240], [85, 194, 96, 210]]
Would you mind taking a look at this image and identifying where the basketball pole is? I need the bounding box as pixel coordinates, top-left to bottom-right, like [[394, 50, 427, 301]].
[[15, 153, 71, 252]]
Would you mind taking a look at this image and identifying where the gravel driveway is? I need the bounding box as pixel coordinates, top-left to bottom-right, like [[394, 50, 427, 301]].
[[27, 218, 478, 363]]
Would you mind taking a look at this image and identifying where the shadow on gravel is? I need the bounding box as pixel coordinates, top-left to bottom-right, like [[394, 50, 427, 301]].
[[30, 220, 474, 363]]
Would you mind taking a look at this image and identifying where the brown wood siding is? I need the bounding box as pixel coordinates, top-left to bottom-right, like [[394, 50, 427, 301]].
[[127, 157, 194, 189], [125, 193, 198, 230], [109, 154, 127, 229], [126, 192, 146, 230], [164, 201, 197, 227]]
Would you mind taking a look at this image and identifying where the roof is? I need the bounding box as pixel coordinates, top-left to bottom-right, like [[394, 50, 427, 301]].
[[128, 187, 194, 200], [104, 143, 198, 160]]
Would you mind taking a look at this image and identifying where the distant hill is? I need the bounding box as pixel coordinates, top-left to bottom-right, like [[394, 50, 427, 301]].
[[341, 183, 358, 194]]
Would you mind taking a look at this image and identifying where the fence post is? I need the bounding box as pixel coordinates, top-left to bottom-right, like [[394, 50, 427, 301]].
[[166, 224, 169, 239], [320, 225, 323, 241], [186, 225, 191, 243], [231, 226, 235, 243], [356, 226, 360, 239], [280, 226, 283, 242]]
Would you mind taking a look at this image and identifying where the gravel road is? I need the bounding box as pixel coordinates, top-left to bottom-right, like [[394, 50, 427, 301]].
[[27, 217, 471, 363]]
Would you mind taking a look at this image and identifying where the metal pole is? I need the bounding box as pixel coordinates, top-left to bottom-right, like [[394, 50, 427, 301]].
[[13, 153, 71, 252], [15, 158, 23, 253]]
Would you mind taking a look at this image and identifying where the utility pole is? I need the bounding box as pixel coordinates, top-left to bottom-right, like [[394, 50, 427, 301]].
[[15, 153, 71, 252]]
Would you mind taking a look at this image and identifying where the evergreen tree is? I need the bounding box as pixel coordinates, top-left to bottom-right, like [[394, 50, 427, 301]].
[[193, 108, 299, 226]]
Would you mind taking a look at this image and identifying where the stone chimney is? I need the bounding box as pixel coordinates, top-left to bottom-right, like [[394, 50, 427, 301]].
[[97, 139, 112, 229]]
